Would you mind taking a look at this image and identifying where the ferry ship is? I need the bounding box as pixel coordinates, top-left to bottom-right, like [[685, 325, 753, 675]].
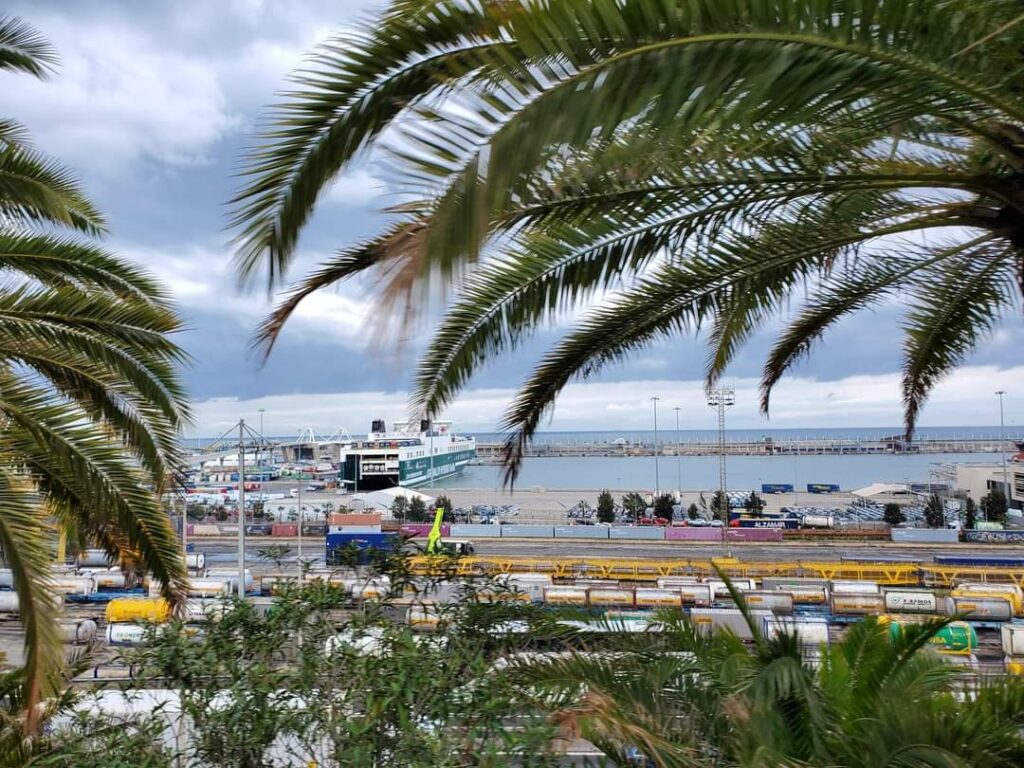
[[282, 420, 476, 491]]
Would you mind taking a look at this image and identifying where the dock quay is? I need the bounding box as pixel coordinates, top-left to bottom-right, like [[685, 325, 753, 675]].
[[475, 435, 1020, 461]]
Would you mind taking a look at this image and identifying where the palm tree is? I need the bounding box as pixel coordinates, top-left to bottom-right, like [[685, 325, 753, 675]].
[[0, 17, 189, 716], [233, 0, 1024, 483], [509, 607, 1024, 766]]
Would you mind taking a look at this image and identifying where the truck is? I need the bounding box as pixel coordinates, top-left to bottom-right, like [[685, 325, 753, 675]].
[[761, 483, 794, 494], [806, 483, 840, 494]]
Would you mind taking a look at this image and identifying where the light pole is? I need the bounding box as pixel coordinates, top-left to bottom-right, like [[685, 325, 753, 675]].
[[673, 406, 682, 498], [258, 408, 266, 482], [651, 396, 661, 498], [996, 390, 1009, 499], [707, 387, 736, 521], [237, 419, 246, 599]]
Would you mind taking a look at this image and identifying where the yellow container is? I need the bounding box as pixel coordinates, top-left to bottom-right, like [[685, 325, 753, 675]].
[[105, 597, 170, 624]]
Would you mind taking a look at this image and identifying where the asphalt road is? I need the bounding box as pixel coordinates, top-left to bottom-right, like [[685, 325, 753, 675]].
[[192, 537, 1024, 567]]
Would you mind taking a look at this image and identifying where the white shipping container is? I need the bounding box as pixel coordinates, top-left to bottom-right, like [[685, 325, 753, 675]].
[[90, 570, 127, 590], [678, 584, 714, 606], [831, 594, 886, 615], [505, 574, 552, 602], [543, 587, 589, 606], [185, 578, 231, 598], [953, 583, 1023, 613], [690, 608, 773, 640], [78, 549, 113, 568], [58, 619, 98, 644], [740, 591, 794, 614], [706, 579, 757, 598], [185, 553, 206, 572], [1000, 624, 1024, 657], [587, 589, 635, 608], [0, 592, 19, 613], [634, 588, 682, 609], [884, 590, 938, 614], [207, 568, 254, 593], [49, 576, 94, 596], [656, 577, 702, 589], [763, 617, 830, 647], [944, 596, 1013, 621], [105, 623, 149, 646], [831, 581, 880, 595]]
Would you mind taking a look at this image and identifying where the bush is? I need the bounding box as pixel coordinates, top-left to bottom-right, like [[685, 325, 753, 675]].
[[924, 494, 946, 528]]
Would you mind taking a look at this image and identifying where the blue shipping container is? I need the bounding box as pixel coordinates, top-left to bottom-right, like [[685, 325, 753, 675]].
[[806, 483, 840, 493], [326, 532, 400, 565], [761, 483, 794, 494]]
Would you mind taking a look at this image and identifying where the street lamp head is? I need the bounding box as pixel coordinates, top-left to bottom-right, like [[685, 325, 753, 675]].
[[996, 390, 1006, 396]]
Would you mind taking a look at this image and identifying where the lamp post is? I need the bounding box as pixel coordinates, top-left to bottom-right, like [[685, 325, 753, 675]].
[[707, 387, 736, 521], [673, 406, 682, 498], [996, 390, 1009, 499], [258, 408, 266, 483], [651, 396, 661, 498], [237, 419, 246, 599]]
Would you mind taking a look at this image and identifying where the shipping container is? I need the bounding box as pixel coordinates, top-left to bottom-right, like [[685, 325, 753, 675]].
[[353, 579, 391, 601], [952, 583, 1024, 614], [49, 576, 94, 596], [705, 579, 757, 598], [762, 617, 830, 647], [761, 484, 794, 494], [271, 523, 298, 537], [185, 578, 232, 598], [773, 584, 829, 605], [78, 549, 114, 568], [678, 584, 714, 607], [831, 593, 886, 615], [934, 554, 1024, 568], [58, 619, 98, 644], [831, 580, 880, 595], [502, 574, 552, 602], [944, 595, 1013, 621], [800, 515, 835, 529], [90, 570, 128, 590], [543, 586, 589, 606], [0, 592, 19, 614], [588, 589, 636, 609], [806, 483, 840, 494], [105, 598, 171, 624], [884, 590, 938, 614], [738, 591, 794, 615], [883, 617, 977, 654], [735, 518, 799, 529], [664, 527, 725, 541], [656, 577, 702, 589], [762, 577, 829, 590], [634, 588, 682, 609], [104, 623, 149, 646], [690, 608, 773, 640], [1000, 624, 1024, 657], [407, 605, 441, 631]]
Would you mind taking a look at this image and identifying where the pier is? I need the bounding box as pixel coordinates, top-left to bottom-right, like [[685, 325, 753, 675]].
[[475, 435, 1021, 461]]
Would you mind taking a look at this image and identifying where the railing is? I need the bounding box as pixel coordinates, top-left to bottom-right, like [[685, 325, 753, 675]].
[[408, 556, 1023, 586]]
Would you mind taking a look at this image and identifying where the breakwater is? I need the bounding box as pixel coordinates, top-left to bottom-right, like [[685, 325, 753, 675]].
[[475, 435, 1018, 461]]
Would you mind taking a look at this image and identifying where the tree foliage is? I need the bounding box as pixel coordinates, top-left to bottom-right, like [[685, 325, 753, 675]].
[[710, 491, 730, 522], [981, 488, 1009, 524], [407, 495, 427, 523], [652, 493, 675, 523], [924, 494, 947, 528], [621, 492, 646, 523], [687, 503, 699, 520], [390, 496, 409, 522], [883, 503, 905, 527], [965, 496, 978, 530], [234, 0, 1024, 487], [744, 491, 765, 514], [0, 16, 189, 716], [596, 490, 615, 524]]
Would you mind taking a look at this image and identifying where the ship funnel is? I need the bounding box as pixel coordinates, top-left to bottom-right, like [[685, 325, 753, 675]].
[[420, 419, 431, 433], [371, 419, 385, 434]]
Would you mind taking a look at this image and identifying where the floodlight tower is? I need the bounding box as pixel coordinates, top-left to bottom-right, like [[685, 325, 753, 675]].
[[707, 387, 735, 519]]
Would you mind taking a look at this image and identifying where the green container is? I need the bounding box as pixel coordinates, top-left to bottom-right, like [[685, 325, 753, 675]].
[[886, 618, 976, 653]]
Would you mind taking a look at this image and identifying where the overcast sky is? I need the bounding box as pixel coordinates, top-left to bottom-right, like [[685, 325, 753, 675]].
[[4, 0, 1021, 437]]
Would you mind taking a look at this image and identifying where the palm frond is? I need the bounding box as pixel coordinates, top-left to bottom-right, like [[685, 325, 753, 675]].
[[0, 17, 56, 78], [0, 145, 106, 235]]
